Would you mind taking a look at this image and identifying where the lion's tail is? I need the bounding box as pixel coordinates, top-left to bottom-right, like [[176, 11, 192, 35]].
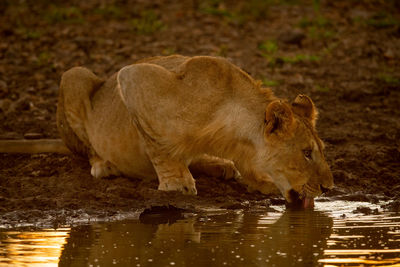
[[0, 139, 71, 154], [56, 67, 104, 157]]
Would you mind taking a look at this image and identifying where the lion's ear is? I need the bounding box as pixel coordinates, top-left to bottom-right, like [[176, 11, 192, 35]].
[[264, 100, 294, 137], [291, 94, 318, 126]]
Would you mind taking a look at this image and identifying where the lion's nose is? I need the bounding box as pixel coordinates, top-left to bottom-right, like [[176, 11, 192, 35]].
[[320, 185, 330, 194]]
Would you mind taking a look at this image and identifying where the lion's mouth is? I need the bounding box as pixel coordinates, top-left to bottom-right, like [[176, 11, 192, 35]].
[[286, 189, 315, 209]]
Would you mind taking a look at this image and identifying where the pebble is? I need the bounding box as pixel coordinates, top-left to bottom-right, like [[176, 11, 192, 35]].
[[24, 132, 44, 139], [278, 29, 306, 45]]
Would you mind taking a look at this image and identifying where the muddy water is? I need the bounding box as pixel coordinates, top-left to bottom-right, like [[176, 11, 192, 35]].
[[0, 200, 399, 266]]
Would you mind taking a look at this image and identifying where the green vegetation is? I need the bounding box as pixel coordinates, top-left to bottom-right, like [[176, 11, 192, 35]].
[[34, 52, 52, 67], [199, 1, 245, 25], [321, 42, 339, 56], [130, 10, 165, 35], [258, 40, 320, 67], [298, 15, 335, 40], [199, 0, 292, 24], [44, 6, 84, 24], [94, 5, 124, 19], [200, 0, 235, 18], [258, 40, 278, 56], [298, 16, 330, 28], [378, 73, 400, 86], [162, 47, 176, 56], [217, 44, 229, 57], [282, 54, 320, 63], [15, 27, 41, 40], [365, 13, 399, 28], [314, 85, 330, 92], [312, 0, 321, 12], [352, 11, 399, 29], [262, 78, 280, 87], [258, 40, 278, 67]]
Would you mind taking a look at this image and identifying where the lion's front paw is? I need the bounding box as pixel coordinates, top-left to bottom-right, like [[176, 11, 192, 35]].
[[90, 160, 121, 178], [189, 156, 241, 180], [219, 160, 241, 180], [158, 177, 197, 195]]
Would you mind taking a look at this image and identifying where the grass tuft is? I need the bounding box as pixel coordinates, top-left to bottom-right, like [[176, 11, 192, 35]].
[[44, 6, 84, 24], [378, 73, 400, 85], [130, 10, 165, 35], [94, 5, 124, 19], [262, 78, 280, 87], [281, 54, 320, 64], [298, 15, 335, 40], [365, 13, 399, 28]]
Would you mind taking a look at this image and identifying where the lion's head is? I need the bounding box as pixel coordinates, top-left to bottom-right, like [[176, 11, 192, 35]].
[[255, 94, 333, 207]]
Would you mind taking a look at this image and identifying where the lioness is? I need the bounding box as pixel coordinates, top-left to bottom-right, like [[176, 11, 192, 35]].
[[57, 55, 333, 207]]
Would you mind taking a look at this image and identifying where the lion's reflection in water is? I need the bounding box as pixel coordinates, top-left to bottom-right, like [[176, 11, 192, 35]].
[[58, 209, 333, 266]]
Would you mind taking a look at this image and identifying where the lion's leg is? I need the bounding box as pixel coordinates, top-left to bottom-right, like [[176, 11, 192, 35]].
[[150, 155, 197, 195], [89, 155, 121, 179], [189, 155, 241, 180]]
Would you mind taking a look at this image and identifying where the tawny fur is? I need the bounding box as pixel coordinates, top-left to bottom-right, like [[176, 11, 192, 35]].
[[57, 55, 333, 201]]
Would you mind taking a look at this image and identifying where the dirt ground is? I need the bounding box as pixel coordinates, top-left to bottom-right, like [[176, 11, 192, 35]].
[[1, 0, 400, 224]]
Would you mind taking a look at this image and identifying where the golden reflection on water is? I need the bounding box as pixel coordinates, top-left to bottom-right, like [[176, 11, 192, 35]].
[[0, 228, 70, 266], [0, 201, 399, 266], [320, 258, 400, 264], [317, 200, 400, 267]]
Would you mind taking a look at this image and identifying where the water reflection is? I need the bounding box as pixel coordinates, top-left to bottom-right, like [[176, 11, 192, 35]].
[[1, 202, 400, 266], [0, 228, 69, 266], [57, 210, 332, 266], [321, 212, 400, 266]]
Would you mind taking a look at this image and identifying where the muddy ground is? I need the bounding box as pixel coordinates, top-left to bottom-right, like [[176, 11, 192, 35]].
[[1, 0, 400, 224]]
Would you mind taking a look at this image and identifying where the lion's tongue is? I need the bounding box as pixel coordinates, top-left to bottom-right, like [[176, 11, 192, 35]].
[[302, 197, 314, 208]]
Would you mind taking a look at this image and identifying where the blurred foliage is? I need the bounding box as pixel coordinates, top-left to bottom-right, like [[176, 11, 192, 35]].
[[282, 54, 320, 63], [14, 27, 42, 40], [352, 12, 400, 28], [258, 40, 278, 67], [199, 0, 302, 24], [44, 6, 84, 24], [262, 78, 280, 87], [378, 73, 400, 86], [162, 47, 177, 56], [365, 13, 399, 28], [258, 40, 278, 56], [258, 39, 321, 68], [217, 44, 229, 57], [314, 85, 330, 92], [130, 10, 165, 35], [34, 51, 53, 68], [94, 5, 125, 19], [298, 16, 336, 40]]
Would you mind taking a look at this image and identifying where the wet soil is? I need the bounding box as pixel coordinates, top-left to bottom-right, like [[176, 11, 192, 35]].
[[1, 0, 400, 224]]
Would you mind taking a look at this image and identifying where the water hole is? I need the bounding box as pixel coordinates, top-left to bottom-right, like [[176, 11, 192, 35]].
[[0, 200, 399, 266]]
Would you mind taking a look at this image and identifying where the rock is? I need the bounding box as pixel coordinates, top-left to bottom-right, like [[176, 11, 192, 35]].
[[383, 49, 395, 59], [341, 90, 365, 102], [24, 132, 44, 139], [278, 29, 306, 46], [381, 200, 400, 212], [353, 206, 380, 215]]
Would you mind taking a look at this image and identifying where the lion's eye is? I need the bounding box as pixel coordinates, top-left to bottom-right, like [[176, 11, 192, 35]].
[[303, 149, 312, 160]]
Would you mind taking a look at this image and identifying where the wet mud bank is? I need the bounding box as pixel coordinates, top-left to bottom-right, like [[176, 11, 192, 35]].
[[0, 153, 398, 228]]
